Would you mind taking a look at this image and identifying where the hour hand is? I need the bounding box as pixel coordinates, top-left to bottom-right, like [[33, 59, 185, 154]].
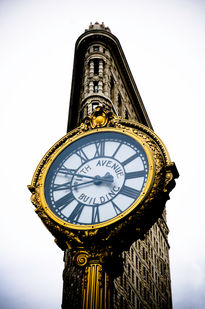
[[101, 172, 114, 183]]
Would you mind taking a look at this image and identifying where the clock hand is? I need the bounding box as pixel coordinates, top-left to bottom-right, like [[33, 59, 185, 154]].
[[72, 179, 96, 188], [101, 172, 114, 183], [72, 176, 113, 188], [72, 173, 114, 189], [65, 170, 101, 181], [65, 170, 113, 183]]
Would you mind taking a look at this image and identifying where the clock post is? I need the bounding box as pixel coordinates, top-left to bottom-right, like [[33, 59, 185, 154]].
[[28, 23, 178, 309], [73, 249, 117, 309]]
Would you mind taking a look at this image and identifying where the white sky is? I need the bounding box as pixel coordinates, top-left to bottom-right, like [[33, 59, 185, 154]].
[[0, 0, 205, 308]]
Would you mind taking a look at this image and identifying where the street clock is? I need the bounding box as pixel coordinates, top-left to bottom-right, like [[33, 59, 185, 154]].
[[28, 107, 178, 251]]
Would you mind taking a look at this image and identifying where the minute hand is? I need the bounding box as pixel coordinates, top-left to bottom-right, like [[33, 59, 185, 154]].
[[68, 172, 113, 183], [71, 180, 96, 188]]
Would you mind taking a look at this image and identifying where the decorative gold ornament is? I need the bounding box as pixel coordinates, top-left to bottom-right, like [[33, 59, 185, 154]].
[[74, 251, 90, 267]]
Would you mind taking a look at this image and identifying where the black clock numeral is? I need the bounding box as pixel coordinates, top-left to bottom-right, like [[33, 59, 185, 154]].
[[125, 170, 145, 179], [55, 192, 74, 210], [92, 205, 100, 224], [121, 153, 139, 167], [68, 203, 85, 222], [58, 166, 76, 176], [120, 185, 140, 199], [94, 141, 105, 157], [112, 143, 122, 158], [76, 149, 88, 163], [111, 201, 122, 215], [53, 181, 71, 191]]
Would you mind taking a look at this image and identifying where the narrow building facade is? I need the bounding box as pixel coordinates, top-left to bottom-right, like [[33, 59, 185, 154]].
[[64, 22, 172, 309]]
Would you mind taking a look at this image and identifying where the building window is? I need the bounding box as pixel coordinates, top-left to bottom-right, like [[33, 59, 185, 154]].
[[94, 59, 99, 75], [124, 275, 127, 290], [132, 269, 134, 283], [110, 76, 114, 101], [131, 248, 134, 261], [125, 109, 129, 119], [128, 286, 131, 301], [144, 287, 147, 301], [132, 291, 135, 305], [136, 276, 138, 290], [118, 93, 122, 115], [136, 255, 138, 267], [120, 295, 123, 307], [93, 46, 99, 51], [94, 81, 98, 93], [143, 247, 145, 259], [143, 267, 146, 279], [128, 264, 131, 277]]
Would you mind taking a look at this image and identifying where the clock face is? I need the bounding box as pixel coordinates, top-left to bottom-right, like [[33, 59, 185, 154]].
[[43, 130, 153, 229]]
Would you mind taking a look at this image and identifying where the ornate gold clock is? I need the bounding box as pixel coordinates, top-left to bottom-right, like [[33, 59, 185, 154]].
[[28, 107, 178, 309], [29, 107, 178, 251]]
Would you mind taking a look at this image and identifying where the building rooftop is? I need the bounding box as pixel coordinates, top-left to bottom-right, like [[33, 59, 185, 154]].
[[85, 22, 111, 33]]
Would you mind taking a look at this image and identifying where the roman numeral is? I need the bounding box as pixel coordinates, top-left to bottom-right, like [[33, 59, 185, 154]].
[[94, 141, 105, 157], [112, 143, 122, 158], [76, 149, 88, 163], [53, 181, 71, 191], [120, 186, 140, 199], [58, 166, 76, 176], [121, 153, 139, 166], [111, 201, 122, 215], [125, 170, 145, 179], [92, 206, 100, 224], [55, 192, 74, 210], [68, 203, 84, 223]]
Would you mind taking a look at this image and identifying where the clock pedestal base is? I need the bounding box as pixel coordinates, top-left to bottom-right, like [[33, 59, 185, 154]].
[[62, 248, 122, 309], [82, 261, 112, 309]]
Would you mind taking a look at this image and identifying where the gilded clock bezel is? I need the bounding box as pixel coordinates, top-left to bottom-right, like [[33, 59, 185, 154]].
[[38, 127, 155, 230]]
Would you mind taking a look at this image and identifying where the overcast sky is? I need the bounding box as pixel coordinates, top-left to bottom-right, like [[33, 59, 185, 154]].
[[0, 0, 205, 308]]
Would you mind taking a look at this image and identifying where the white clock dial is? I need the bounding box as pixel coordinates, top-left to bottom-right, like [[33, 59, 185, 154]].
[[44, 131, 150, 226]]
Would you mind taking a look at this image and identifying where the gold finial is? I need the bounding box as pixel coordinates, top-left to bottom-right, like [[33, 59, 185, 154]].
[[90, 107, 108, 128]]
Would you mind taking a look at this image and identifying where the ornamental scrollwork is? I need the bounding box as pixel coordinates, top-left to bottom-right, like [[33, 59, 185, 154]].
[[73, 251, 90, 267]]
